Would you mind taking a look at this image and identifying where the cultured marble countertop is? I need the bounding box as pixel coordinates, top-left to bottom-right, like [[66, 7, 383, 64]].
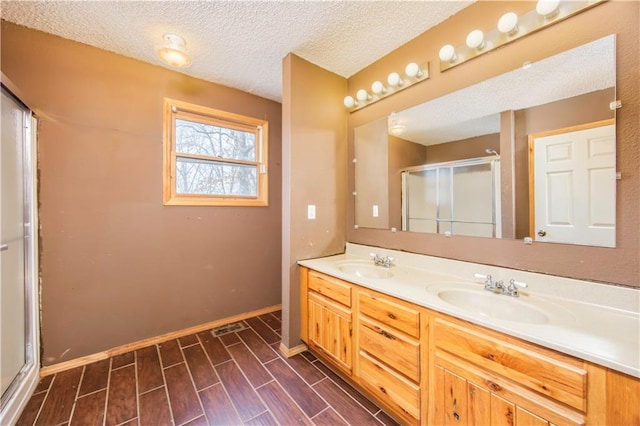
[[298, 243, 640, 378]]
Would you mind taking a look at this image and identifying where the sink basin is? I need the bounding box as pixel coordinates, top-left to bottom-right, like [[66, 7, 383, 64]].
[[337, 262, 394, 279], [427, 282, 575, 325], [437, 289, 549, 324]]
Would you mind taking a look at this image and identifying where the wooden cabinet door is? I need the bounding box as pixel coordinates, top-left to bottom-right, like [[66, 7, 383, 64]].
[[434, 362, 564, 426], [308, 292, 352, 374], [434, 365, 470, 425]]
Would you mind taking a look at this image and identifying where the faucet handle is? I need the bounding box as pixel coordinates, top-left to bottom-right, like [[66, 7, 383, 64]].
[[474, 273, 490, 281], [504, 279, 527, 297], [509, 279, 528, 289]]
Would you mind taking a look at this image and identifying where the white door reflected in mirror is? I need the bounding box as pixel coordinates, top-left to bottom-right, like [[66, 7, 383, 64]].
[[530, 120, 616, 247]]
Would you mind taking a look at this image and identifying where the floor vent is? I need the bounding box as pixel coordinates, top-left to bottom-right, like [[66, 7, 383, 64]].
[[211, 322, 247, 337]]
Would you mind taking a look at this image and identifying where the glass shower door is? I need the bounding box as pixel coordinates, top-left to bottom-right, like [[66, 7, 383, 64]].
[[1, 86, 37, 424]]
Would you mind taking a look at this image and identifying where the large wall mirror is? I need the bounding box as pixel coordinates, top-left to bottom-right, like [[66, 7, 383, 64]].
[[354, 34, 616, 248]]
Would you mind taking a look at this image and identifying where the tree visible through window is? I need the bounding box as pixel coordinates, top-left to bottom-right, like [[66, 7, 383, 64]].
[[163, 99, 269, 206]]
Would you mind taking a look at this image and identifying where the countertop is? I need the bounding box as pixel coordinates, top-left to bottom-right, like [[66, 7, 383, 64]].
[[298, 243, 640, 378]]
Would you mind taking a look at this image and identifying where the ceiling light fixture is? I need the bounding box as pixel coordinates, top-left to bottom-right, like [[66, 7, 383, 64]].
[[388, 114, 407, 136], [156, 33, 192, 68]]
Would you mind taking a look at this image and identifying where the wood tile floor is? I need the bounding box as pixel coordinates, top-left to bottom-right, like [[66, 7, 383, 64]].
[[16, 310, 400, 426]]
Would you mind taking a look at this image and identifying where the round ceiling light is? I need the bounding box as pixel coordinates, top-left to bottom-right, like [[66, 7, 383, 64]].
[[155, 33, 192, 68]]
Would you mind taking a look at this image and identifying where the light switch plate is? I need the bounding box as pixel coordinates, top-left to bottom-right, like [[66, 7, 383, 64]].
[[307, 205, 316, 219]]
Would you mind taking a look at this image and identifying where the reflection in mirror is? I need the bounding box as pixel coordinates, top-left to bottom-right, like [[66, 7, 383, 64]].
[[354, 34, 616, 247], [401, 157, 501, 238]]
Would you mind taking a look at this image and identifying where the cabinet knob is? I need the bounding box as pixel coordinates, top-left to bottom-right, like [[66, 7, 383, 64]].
[[388, 313, 396, 320], [537, 229, 547, 237]]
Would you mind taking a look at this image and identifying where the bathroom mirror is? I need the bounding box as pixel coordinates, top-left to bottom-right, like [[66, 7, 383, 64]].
[[354, 35, 616, 247]]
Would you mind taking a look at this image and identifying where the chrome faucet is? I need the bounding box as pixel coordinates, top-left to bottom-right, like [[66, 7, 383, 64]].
[[474, 274, 528, 297], [370, 253, 394, 268], [474, 273, 506, 294]]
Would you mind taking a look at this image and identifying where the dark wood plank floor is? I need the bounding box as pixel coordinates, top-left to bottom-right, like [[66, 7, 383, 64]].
[[16, 311, 399, 426]]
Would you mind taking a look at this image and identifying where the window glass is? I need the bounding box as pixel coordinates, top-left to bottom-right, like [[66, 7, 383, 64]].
[[163, 99, 269, 206]]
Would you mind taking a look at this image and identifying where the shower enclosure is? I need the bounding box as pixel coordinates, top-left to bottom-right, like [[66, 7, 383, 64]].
[[401, 157, 501, 238]]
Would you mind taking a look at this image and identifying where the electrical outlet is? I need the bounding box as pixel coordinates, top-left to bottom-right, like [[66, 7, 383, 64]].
[[307, 205, 316, 220], [372, 205, 379, 217]]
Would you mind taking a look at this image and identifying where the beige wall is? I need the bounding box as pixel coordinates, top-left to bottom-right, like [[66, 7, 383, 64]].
[[345, 0, 639, 287], [281, 54, 347, 348], [388, 136, 425, 230], [425, 133, 500, 164], [1, 21, 283, 365]]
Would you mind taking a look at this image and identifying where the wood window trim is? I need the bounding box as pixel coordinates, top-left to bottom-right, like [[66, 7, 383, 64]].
[[163, 98, 269, 207]]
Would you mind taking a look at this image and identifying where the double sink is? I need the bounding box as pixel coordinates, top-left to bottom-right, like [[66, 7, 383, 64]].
[[336, 260, 574, 326]]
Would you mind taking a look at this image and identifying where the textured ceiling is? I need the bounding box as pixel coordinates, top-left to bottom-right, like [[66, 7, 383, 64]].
[[0, 0, 475, 102]]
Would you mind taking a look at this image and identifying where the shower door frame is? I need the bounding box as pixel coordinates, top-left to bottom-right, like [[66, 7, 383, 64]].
[[0, 83, 40, 426]]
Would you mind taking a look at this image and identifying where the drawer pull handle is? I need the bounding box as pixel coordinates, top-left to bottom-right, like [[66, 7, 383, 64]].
[[485, 353, 495, 361], [379, 386, 387, 394], [388, 313, 396, 320]]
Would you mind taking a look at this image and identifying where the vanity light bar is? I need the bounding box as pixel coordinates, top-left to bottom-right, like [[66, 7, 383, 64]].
[[439, 0, 606, 72], [344, 62, 430, 112]]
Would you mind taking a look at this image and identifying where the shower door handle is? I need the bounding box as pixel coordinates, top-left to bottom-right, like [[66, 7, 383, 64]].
[[0, 244, 8, 252]]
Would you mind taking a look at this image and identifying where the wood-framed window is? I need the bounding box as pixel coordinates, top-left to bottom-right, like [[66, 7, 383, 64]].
[[163, 98, 269, 206]]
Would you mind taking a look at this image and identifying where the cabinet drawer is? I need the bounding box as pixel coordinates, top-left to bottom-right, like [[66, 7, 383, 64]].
[[359, 291, 420, 338], [434, 317, 587, 412], [308, 271, 351, 307], [359, 317, 420, 382], [359, 351, 420, 425]]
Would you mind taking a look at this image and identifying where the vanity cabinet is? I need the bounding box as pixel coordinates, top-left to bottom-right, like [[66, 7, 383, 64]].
[[305, 270, 353, 375], [430, 317, 585, 425], [357, 291, 423, 424], [299, 266, 640, 425]]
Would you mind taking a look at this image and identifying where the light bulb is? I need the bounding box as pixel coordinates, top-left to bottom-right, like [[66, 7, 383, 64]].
[[371, 81, 386, 95], [536, 0, 560, 18], [439, 44, 457, 62], [466, 30, 485, 50], [389, 124, 406, 136], [343, 96, 356, 108], [497, 12, 519, 35], [155, 33, 191, 68], [405, 62, 423, 78], [356, 89, 370, 102], [387, 72, 403, 87]]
